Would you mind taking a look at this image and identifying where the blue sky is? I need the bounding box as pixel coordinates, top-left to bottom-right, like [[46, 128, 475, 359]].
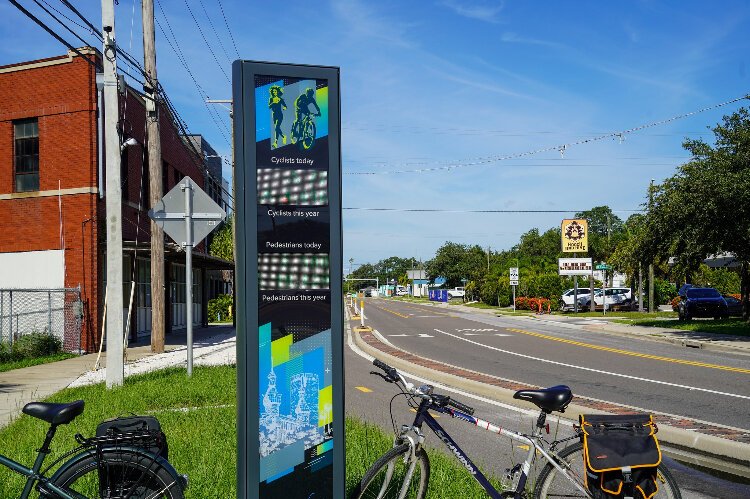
[[2, 1, 749, 267]]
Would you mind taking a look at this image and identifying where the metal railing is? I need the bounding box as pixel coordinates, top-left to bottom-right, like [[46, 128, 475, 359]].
[[0, 287, 83, 353]]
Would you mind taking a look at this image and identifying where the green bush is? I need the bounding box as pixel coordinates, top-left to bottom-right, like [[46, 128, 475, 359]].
[[0, 332, 62, 362], [479, 278, 499, 306], [692, 265, 741, 295], [208, 294, 233, 322]]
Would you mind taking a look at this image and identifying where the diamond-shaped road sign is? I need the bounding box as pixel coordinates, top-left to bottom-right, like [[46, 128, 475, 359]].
[[148, 177, 226, 246]]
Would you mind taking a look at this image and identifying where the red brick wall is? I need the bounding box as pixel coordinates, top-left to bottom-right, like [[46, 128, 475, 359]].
[[1, 50, 211, 351], [0, 52, 100, 351]]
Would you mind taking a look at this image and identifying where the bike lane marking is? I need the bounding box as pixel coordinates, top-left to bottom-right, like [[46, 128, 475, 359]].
[[433, 328, 750, 400], [507, 328, 750, 374]]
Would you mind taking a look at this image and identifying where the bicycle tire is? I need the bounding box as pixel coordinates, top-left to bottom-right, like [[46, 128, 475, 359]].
[[301, 120, 316, 150], [350, 442, 430, 499], [532, 441, 681, 499], [49, 448, 185, 499]]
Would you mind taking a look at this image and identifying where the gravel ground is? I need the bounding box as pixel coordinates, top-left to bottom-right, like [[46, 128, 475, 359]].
[[69, 331, 237, 388]]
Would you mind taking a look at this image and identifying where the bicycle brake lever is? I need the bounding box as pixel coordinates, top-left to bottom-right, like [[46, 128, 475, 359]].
[[369, 371, 395, 383]]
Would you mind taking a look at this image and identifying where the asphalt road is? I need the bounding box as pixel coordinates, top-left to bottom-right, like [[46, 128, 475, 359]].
[[358, 298, 750, 429], [344, 297, 750, 498]]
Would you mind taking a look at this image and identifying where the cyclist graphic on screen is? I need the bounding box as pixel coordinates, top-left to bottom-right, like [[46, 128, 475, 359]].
[[268, 85, 287, 148], [291, 87, 321, 150]]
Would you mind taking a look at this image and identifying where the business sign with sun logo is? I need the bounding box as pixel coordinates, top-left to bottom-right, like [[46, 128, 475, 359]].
[[561, 219, 588, 253]]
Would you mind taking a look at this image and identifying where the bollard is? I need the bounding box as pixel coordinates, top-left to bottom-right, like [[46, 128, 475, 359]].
[[360, 300, 365, 328]]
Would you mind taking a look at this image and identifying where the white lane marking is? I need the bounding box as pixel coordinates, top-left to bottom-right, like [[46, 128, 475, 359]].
[[433, 329, 750, 401], [457, 328, 496, 332], [414, 315, 443, 318], [495, 334, 511, 337], [345, 323, 538, 418], [389, 334, 410, 337], [418, 334, 434, 338], [345, 307, 749, 433]]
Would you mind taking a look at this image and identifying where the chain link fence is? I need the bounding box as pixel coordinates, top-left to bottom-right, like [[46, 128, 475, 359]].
[[0, 288, 83, 353]]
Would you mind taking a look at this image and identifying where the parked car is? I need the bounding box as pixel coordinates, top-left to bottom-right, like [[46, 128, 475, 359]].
[[559, 288, 599, 311], [578, 287, 633, 311], [396, 285, 408, 296], [447, 287, 465, 299], [677, 287, 728, 320], [723, 295, 743, 317]]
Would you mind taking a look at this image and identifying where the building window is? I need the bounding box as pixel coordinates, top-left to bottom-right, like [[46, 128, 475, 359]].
[[14, 118, 39, 192]]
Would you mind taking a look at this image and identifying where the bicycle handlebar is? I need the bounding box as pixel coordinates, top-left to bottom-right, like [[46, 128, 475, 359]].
[[371, 358, 475, 416]]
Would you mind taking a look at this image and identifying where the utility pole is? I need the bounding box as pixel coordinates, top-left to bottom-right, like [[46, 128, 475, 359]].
[[648, 179, 655, 313], [142, 0, 165, 352], [102, 0, 123, 388], [487, 246, 490, 271]]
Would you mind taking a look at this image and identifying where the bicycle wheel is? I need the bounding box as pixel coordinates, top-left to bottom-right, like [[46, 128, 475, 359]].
[[533, 442, 681, 499], [301, 120, 316, 150], [50, 448, 185, 498], [350, 442, 430, 499]]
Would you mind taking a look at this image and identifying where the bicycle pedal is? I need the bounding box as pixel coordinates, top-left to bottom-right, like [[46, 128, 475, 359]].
[[504, 463, 522, 480]]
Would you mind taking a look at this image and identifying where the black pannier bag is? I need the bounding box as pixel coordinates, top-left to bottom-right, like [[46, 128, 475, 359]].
[[96, 415, 168, 460], [580, 413, 661, 499]]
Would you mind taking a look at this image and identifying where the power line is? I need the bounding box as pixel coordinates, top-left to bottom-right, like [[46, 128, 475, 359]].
[[345, 94, 750, 175], [342, 207, 644, 213], [181, 0, 231, 83], [197, 0, 233, 65], [154, 1, 232, 144], [216, 0, 240, 58]]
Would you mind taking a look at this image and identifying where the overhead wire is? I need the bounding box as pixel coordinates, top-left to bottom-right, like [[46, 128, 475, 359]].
[[154, 0, 232, 144], [19, 0, 232, 209], [342, 207, 644, 213], [181, 0, 231, 83], [197, 0, 234, 65], [216, 0, 240, 59], [345, 94, 750, 175]]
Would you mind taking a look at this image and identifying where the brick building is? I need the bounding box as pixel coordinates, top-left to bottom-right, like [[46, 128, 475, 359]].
[[0, 48, 232, 352]]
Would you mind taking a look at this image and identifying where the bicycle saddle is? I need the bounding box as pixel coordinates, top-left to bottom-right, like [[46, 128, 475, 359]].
[[513, 385, 572, 413], [22, 400, 84, 426]]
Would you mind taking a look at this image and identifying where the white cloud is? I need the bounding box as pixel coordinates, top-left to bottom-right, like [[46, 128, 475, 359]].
[[441, 0, 505, 23]]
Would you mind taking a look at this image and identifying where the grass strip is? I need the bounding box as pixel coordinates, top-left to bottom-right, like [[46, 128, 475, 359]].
[[0, 352, 77, 373], [613, 318, 750, 336], [0, 365, 509, 498]]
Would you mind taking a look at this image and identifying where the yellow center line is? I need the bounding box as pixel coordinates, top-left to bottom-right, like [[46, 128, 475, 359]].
[[397, 303, 453, 316], [355, 386, 373, 393], [508, 328, 750, 374], [374, 305, 410, 319]]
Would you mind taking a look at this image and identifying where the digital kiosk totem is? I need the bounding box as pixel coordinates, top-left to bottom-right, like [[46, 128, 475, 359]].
[[233, 61, 343, 498]]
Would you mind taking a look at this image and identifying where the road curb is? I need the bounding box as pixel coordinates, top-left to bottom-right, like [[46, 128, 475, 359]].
[[347, 312, 750, 477]]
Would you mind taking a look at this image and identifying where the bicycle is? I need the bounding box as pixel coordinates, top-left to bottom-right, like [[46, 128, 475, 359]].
[[0, 399, 188, 498], [291, 112, 320, 150], [351, 359, 681, 499]]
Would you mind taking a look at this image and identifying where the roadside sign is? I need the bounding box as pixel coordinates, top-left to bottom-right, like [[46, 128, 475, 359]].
[[148, 177, 226, 378], [561, 219, 588, 253], [509, 267, 519, 285], [596, 263, 612, 271], [558, 257, 593, 276], [149, 177, 226, 245]]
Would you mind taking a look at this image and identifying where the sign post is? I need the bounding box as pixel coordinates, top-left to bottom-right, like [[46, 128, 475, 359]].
[[149, 177, 226, 376], [234, 61, 342, 498], [509, 267, 519, 311], [596, 264, 612, 315]]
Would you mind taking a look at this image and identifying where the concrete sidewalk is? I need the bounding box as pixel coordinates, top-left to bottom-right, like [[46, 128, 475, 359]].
[[0, 324, 235, 428]]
